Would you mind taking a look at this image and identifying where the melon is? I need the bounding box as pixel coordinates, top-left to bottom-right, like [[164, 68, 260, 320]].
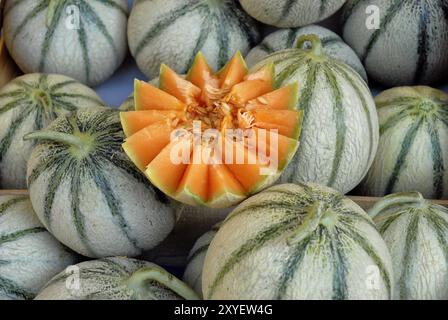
[[202, 183, 393, 300], [252, 35, 378, 194], [3, 0, 128, 86], [369, 192, 448, 300], [0, 73, 104, 189], [245, 25, 367, 82], [25, 108, 176, 258], [127, 0, 260, 78], [35, 257, 199, 300], [183, 222, 220, 297], [121, 52, 304, 208], [359, 86, 448, 199], [0, 195, 78, 300], [239, 0, 346, 28], [342, 0, 448, 86]]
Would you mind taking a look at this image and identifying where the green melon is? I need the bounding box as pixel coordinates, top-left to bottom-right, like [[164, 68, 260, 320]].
[[202, 183, 393, 300], [246, 24, 367, 82], [127, 0, 260, 78], [25, 108, 176, 258], [0, 73, 104, 189], [35, 257, 199, 300], [342, 0, 448, 86], [3, 0, 128, 86], [369, 192, 448, 300], [0, 195, 78, 300], [360, 86, 448, 199], [239, 0, 346, 28], [252, 35, 379, 194], [183, 222, 221, 297]]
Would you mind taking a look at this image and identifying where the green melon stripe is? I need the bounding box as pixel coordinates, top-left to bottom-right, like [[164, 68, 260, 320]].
[[12, 0, 48, 42], [186, 244, 209, 264], [227, 3, 259, 46], [0, 227, 46, 246], [49, 80, 78, 92], [275, 233, 313, 299], [361, 0, 406, 61], [3, 0, 28, 17], [14, 79, 37, 90], [185, 9, 211, 71], [338, 224, 392, 298], [207, 215, 302, 298], [427, 120, 444, 198], [286, 29, 301, 48], [76, 17, 91, 82], [95, 0, 128, 15], [0, 97, 29, 116], [322, 64, 346, 187], [0, 276, 34, 300], [0, 90, 26, 99], [329, 227, 349, 299], [385, 118, 424, 195], [377, 212, 405, 234], [413, 3, 429, 84], [51, 98, 81, 112], [379, 109, 411, 135], [27, 148, 66, 186], [339, 211, 377, 230], [134, 0, 204, 58], [399, 213, 420, 300], [0, 197, 28, 217], [38, 0, 65, 71], [215, 7, 232, 69], [321, 37, 342, 47], [341, 0, 369, 23], [275, 58, 308, 89], [278, 0, 296, 24], [426, 211, 448, 266], [257, 42, 276, 54], [319, 0, 328, 17], [50, 92, 103, 105]]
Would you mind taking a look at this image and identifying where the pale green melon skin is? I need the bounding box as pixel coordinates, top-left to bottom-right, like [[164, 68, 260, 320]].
[[342, 0, 448, 86], [127, 0, 260, 78], [369, 193, 448, 300], [0, 195, 78, 300], [203, 183, 393, 300], [240, 0, 346, 28], [35, 257, 184, 300], [3, 0, 129, 86], [0, 73, 104, 189], [359, 86, 448, 199], [27, 109, 176, 258], [245, 25, 368, 82]]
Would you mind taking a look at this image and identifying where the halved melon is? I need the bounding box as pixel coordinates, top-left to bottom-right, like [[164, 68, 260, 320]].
[[121, 52, 304, 208]]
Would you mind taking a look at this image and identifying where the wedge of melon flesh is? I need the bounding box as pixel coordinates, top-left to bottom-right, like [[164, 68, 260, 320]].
[[134, 80, 186, 111], [120, 110, 183, 137], [123, 51, 303, 208]]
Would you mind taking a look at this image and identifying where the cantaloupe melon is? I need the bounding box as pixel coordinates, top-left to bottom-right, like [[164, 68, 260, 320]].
[[121, 52, 304, 208]]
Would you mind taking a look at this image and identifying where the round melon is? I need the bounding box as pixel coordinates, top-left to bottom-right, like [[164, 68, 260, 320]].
[[127, 0, 260, 78], [342, 0, 448, 86], [121, 52, 303, 208], [35, 257, 199, 300], [245, 25, 367, 82], [202, 183, 393, 300], [252, 35, 379, 194], [119, 94, 134, 111], [183, 222, 220, 297], [369, 192, 448, 300], [26, 108, 176, 258], [0, 73, 104, 189], [359, 86, 448, 199], [3, 0, 128, 86], [0, 195, 78, 300], [239, 0, 346, 28]]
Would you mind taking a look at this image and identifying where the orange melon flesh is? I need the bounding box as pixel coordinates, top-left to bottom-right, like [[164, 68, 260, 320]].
[[159, 64, 201, 105], [134, 80, 186, 111], [186, 52, 219, 92], [244, 63, 274, 86], [145, 138, 192, 195], [227, 79, 274, 105], [122, 120, 173, 171], [218, 52, 248, 89], [252, 109, 302, 139], [246, 83, 299, 110], [120, 110, 184, 137]]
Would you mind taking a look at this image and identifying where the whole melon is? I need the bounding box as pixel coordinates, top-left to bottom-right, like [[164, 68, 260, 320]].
[[239, 0, 346, 28], [3, 0, 128, 86], [0, 73, 104, 189], [342, 0, 448, 86], [0, 195, 78, 300], [35, 257, 199, 300], [252, 35, 379, 194], [183, 222, 221, 297], [245, 25, 368, 82], [359, 86, 448, 199], [202, 183, 393, 300], [127, 0, 260, 78], [369, 192, 448, 300], [26, 108, 176, 258]]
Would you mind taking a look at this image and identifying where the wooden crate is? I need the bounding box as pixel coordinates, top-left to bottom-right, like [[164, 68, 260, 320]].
[[2, 189, 448, 266]]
